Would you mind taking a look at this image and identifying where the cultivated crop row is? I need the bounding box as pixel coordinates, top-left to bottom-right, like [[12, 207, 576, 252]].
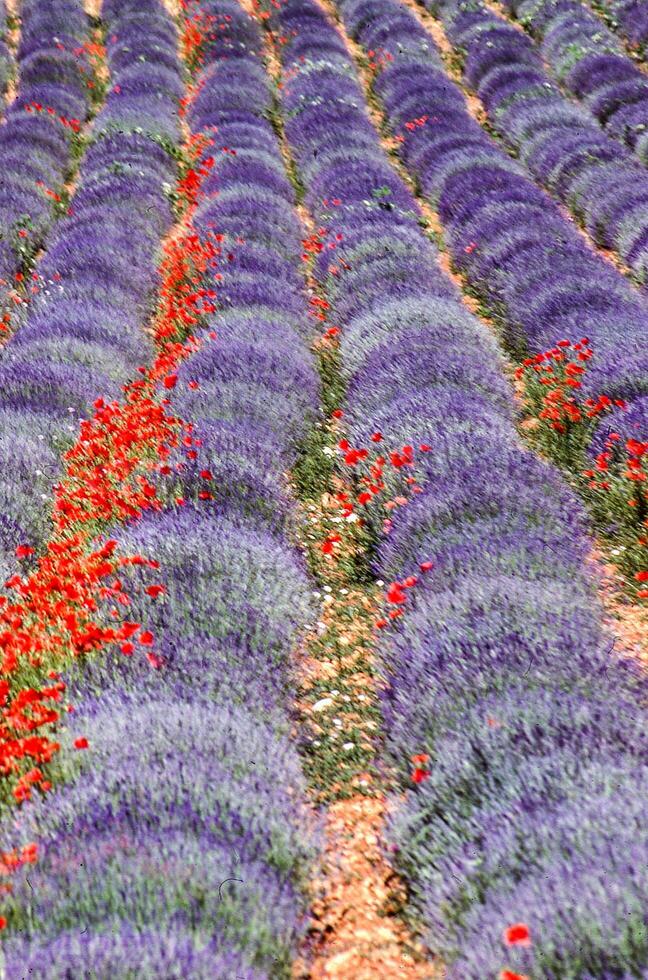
[[0, 0, 180, 582], [267, 0, 648, 973], [0, 0, 645, 976], [0, 0, 322, 973], [435, 0, 648, 282], [337, 0, 648, 446], [506, 0, 648, 158]]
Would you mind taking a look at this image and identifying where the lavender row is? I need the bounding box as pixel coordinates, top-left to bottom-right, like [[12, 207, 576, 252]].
[[337, 0, 648, 445], [505, 0, 648, 162], [0, 0, 182, 583], [598, 0, 648, 49], [273, 0, 648, 974], [0, 0, 93, 294], [434, 0, 648, 283], [0, 2, 319, 975]]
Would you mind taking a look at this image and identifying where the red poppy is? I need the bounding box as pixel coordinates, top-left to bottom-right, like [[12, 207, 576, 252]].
[[145, 585, 165, 598], [119, 622, 141, 639], [412, 767, 430, 784], [500, 972, 529, 980], [386, 582, 407, 604], [73, 738, 89, 750], [321, 533, 341, 554], [139, 631, 154, 646], [419, 561, 433, 572], [344, 448, 368, 466], [21, 843, 38, 864], [504, 923, 531, 947], [15, 545, 34, 559]]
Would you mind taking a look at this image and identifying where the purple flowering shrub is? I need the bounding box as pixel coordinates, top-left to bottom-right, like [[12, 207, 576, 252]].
[[434, 0, 648, 282], [0, 0, 92, 287], [600, 0, 648, 49], [0, 2, 320, 973], [0, 0, 181, 583], [271, 0, 648, 972], [337, 0, 648, 447], [505, 0, 648, 161]]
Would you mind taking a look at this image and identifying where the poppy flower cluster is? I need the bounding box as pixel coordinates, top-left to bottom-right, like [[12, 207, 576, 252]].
[[583, 430, 648, 596], [517, 340, 646, 593], [366, 46, 394, 73], [23, 103, 82, 135], [332, 434, 428, 521], [375, 562, 433, 629], [273, 0, 648, 975], [516, 338, 626, 468]]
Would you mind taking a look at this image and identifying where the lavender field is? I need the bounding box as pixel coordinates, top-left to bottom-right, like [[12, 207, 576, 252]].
[[0, 0, 645, 977]]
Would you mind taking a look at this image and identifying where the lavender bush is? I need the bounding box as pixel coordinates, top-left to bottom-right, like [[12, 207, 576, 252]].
[[434, 0, 648, 282], [272, 0, 648, 972], [0, 2, 319, 974], [337, 0, 648, 445], [504, 0, 648, 162], [0, 0, 93, 291], [599, 0, 648, 49], [0, 0, 181, 583]]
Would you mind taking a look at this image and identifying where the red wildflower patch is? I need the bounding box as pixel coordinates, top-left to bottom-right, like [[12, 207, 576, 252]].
[[0, 27, 221, 839]]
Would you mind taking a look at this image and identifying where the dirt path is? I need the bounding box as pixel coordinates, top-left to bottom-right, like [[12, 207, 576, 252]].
[[4, 0, 18, 106]]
